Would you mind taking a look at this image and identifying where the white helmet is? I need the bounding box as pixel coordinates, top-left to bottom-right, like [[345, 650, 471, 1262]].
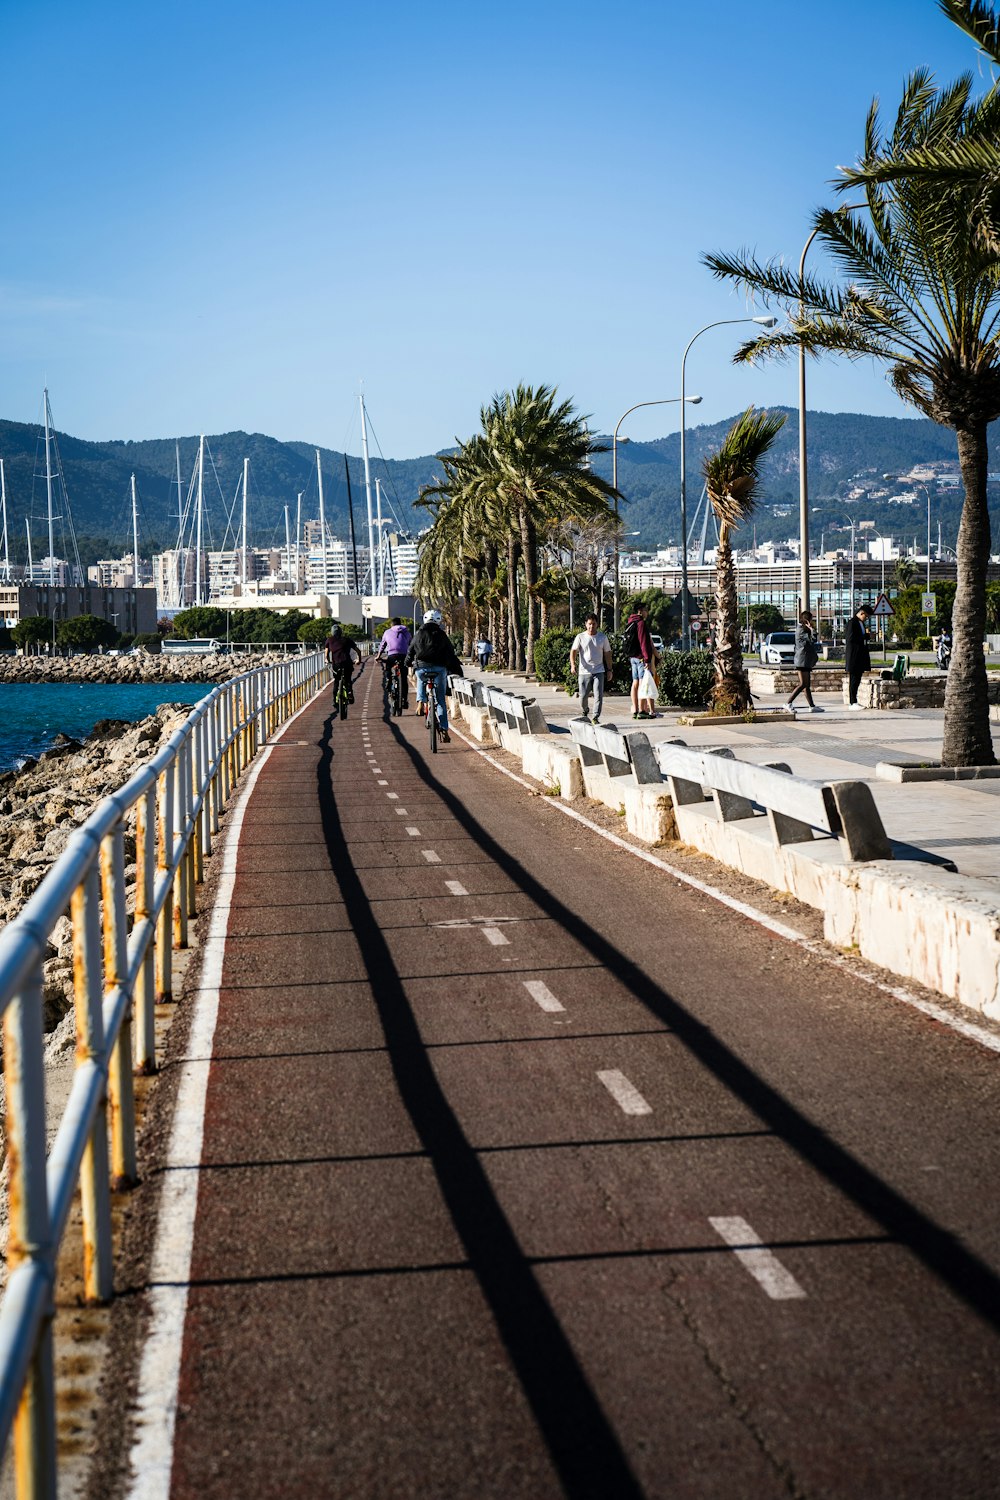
[[423, 609, 443, 625]]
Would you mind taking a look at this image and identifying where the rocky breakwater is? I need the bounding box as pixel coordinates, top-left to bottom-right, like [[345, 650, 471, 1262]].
[[0, 650, 286, 685], [0, 704, 198, 1035]]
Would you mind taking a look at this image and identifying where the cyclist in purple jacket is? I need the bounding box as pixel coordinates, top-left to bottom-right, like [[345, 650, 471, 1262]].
[[375, 617, 412, 709]]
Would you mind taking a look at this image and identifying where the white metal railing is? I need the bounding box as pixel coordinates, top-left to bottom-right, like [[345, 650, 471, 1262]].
[[0, 650, 328, 1498]]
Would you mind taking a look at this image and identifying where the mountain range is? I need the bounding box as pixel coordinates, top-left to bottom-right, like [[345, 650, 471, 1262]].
[[0, 408, 995, 566]]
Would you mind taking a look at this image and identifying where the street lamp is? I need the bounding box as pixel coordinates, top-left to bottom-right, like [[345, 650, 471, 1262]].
[[612, 396, 701, 632], [680, 316, 777, 649], [798, 203, 866, 620], [884, 471, 932, 613]]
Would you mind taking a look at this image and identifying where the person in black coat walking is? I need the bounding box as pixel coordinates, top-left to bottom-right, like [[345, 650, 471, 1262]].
[[845, 604, 872, 709]]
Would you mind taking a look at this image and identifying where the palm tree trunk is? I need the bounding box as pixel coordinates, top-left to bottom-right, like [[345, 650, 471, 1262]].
[[462, 564, 473, 656], [519, 506, 538, 677], [943, 423, 996, 766], [507, 535, 524, 671], [711, 524, 752, 711]]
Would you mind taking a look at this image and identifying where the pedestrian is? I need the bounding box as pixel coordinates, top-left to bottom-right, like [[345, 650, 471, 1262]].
[[788, 610, 822, 712], [569, 614, 612, 723], [622, 602, 656, 719], [845, 604, 872, 710], [476, 637, 493, 670]]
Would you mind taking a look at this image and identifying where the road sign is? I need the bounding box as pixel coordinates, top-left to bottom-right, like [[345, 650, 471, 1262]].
[[921, 591, 936, 617], [872, 593, 894, 617], [691, 620, 702, 632]]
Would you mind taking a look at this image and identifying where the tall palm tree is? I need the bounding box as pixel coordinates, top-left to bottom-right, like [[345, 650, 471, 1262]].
[[704, 72, 1000, 766], [703, 408, 787, 712], [483, 385, 619, 673]]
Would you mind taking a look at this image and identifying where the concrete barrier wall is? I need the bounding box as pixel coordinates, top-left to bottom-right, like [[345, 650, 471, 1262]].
[[455, 686, 1000, 1017]]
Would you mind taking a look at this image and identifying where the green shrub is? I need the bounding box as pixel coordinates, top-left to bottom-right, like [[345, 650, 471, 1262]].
[[657, 650, 715, 707], [914, 635, 933, 651], [533, 627, 577, 688]]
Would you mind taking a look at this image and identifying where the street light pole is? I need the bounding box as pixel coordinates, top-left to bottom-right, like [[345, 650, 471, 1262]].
[[612, 396, 701, 632], [680, 316, 776, 650], [798, 203, 866, 622]]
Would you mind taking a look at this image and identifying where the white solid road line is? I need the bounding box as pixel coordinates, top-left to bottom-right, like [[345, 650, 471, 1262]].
[[422, 850, 441, 864], [709, 1216, 807, 1301], [125, 681, 327, 1500], [450, 726, 1000, 1058], [445, 880, 468, 896], [597, 1068, 653, 1115], [524, 979, 565, 1013], [483, 926, 509, 946], [406, 826, 421, 836]]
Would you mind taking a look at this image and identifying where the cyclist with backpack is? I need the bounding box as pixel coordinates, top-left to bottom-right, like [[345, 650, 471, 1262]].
[[622, 602, 657, 719], [325, 624, 363, 704], [405, 609, 463, 743]]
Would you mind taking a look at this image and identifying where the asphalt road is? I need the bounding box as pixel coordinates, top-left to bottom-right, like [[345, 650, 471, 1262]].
[[133, 663, 1000, 1498]]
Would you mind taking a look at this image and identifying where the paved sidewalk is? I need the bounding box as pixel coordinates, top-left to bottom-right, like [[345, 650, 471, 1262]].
[[468, 666, 1000, 880]]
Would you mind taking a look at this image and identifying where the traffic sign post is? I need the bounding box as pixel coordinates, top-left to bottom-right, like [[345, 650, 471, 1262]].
[[921, 591, 936, 618], [872, 593, 894, 659]]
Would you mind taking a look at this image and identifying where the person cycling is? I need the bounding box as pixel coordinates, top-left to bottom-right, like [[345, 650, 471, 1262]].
[[375, 616, 412, 709], [325, 624, 363, 703], [405, 609, 463, 744]]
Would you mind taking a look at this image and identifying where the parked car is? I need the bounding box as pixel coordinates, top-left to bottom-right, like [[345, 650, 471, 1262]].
[[650, 633, 665, 652], [758, 631, 796, 665]]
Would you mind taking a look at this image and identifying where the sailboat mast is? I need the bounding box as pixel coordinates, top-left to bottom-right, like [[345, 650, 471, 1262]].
[[296, 492, 303, 591], [196, 435, 205, 607], [44, 388, 55, 586], [344, 455, 359, 595], [0, 459, 8, 582], [131, 473, 140, 588], [375, 478, 384, 595], [242, 457, 249, 588], [359, 394, 375, 595], [284, 505, 292, 582], [26, 518, 33, 574], [316, 451, 327, 600]]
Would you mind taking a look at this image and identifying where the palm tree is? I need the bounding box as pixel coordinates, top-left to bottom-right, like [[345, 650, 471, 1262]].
[[895, 556, 918, 591], [483, 385, 619, 673], [704, 72, 1000, 766], [702, 409, 787, 712]]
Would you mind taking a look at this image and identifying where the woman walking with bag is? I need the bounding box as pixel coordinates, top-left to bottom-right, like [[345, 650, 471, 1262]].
[[787, 610, 822, 712]]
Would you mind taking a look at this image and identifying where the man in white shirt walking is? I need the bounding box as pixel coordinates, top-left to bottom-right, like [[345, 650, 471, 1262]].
[[570, 614, 613, 723]]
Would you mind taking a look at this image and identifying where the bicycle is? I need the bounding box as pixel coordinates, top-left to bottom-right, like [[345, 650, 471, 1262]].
[[333, 667, 354, 720], [425, 674, 439, 753], [383, 659, 404, 717]]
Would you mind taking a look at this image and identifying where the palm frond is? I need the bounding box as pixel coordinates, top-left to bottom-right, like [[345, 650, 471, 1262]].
[[940, 0, 1000, 64], [702, 408, 787, 529]]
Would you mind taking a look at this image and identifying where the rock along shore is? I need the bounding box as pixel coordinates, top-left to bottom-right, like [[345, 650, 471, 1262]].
[[0, 650, 282, 685]]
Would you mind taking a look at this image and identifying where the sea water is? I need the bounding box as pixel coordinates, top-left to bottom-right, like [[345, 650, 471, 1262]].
[[0, 683, 213, 771]]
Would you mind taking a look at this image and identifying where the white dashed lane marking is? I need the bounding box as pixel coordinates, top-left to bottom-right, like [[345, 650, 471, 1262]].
[[597, 1070, 652, 1116], [422, 850, 441, 864], [483, 927, 509, 946], [523, 979, 564, 1013], [709, 1217, 807, 1300], [445, 881, 468, 896], [406, 827, 421, 837], [386, 793, 399, 801]]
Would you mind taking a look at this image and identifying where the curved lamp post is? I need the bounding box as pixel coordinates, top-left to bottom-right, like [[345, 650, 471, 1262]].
[[680, 316, 777, 650], [612, 396, 701, 632], [798, 203, 866, 620]]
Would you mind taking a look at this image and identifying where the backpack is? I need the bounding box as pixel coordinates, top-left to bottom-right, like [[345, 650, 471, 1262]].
[[622, 617, 641, 657]]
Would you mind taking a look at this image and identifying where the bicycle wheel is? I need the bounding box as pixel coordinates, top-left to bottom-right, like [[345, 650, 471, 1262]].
[[392, 667, 402, 717], [339, 679, 348, 720], [428, 684, 438, 753]]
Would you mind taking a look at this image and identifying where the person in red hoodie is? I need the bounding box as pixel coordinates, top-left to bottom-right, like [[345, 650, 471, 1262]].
[[623, 602, 655, 719]]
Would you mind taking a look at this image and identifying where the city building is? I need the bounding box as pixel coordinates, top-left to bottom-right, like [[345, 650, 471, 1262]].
[[0, 584, 157, 635]]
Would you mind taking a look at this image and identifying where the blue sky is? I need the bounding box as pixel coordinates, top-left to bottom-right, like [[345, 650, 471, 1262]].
[[0, 0, 986, 457]]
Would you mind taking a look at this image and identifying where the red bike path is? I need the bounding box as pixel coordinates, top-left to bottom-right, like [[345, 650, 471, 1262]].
[[140, 666, 1000, 1498]]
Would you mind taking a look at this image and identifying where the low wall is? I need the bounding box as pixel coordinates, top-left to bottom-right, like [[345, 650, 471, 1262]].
[[748, 666, 844, 695]]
